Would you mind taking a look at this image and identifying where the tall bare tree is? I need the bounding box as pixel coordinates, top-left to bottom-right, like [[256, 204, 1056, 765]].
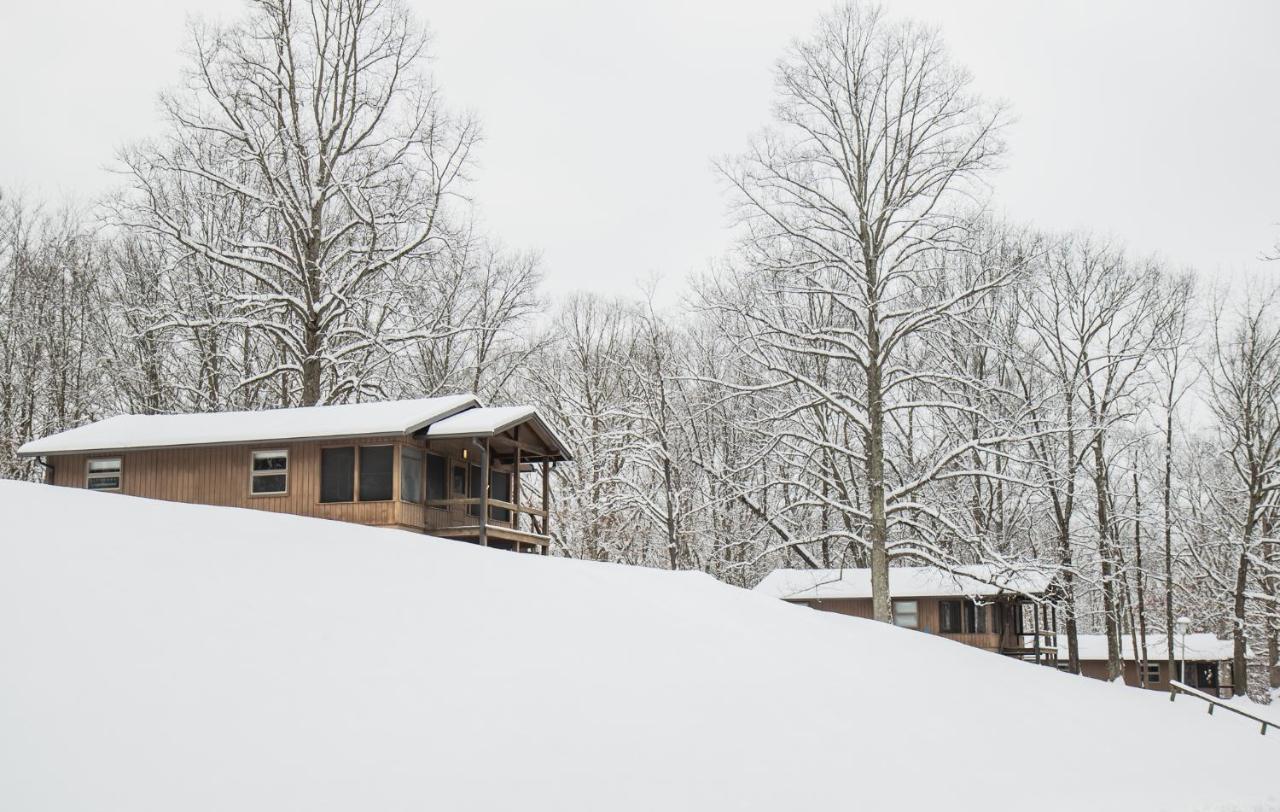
[[117, 0, 478, 405], [709, 3, 1013, 622]]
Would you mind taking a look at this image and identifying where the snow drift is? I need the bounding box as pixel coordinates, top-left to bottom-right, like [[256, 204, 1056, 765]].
[[0, 481, 1274, 811]]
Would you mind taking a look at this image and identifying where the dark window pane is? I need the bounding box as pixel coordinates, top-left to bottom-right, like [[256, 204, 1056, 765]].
[[87, 476, 120, 491], [427, 454, 448, 503], [452, 465, 467, 497], [939, 600, 962, 633], [359, 445, 394, 502], [970, 602, 987, 633], [252, 474, 287, 494], [468, 464, 483, 516], [253, 453, 287, 471], [321, 447, 355, 503], [489, 470, 511, 521], [401, 447, 423, 504]]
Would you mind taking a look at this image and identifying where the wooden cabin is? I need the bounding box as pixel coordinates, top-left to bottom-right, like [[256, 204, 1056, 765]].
[[17, 395, 571, 553], [754, 565, 1058, 665], [1060, 634, 1238, 698]]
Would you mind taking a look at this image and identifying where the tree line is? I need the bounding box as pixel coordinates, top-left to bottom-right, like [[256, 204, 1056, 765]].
[[1, 0, 1277, 699]]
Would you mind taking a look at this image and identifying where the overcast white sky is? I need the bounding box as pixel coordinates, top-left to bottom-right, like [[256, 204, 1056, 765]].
[[3, 0, 1278, 299]]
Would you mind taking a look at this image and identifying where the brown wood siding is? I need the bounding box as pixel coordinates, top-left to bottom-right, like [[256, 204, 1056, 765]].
[[798, 596, 1003, 651], [43, 435, 522, 536]]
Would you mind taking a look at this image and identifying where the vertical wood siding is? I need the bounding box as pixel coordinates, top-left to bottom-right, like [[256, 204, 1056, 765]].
[[44, 435, 525, 535]]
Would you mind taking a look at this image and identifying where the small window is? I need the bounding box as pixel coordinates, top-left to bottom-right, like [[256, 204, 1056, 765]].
[[1143, 663, 1161, 684], [401, 447, 423, 504], [966, 601, 988, 633], [321, 446, 355, 503], [87, 458, 122, 491], [250, 449, 288, 494], [892, 600, 919, 629], [427, 453, 448, 505], [359, 445, 394, 502], [939, 600, 963, 633]]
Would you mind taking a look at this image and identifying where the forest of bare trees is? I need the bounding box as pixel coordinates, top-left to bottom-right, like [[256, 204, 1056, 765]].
[[2, 0, 1278, 699]]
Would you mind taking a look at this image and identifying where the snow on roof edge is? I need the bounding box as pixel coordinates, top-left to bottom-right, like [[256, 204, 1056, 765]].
[[17, 395, 483, 457], [754, 564, 1053, 601]]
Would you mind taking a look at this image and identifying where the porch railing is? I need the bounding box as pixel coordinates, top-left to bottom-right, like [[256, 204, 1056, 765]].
[[1169, 680, 1272, 735]]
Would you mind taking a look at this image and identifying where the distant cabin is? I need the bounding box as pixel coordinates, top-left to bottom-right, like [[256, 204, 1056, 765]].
[[754, 565, 1058, 666], [1062, 634, 1238, 698], [18, 395, 570, 553]]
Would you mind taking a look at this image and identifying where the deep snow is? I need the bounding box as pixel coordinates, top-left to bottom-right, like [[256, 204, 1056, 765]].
[[0, 481, 1275, 811]]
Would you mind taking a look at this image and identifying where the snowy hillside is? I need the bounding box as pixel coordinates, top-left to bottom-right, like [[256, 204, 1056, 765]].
[[0, 482, 1274, 812]]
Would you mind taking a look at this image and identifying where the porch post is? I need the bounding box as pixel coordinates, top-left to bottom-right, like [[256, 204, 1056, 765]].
[[1032, 600, 1042, 665], [478, 438, 490, 547], [513, 444, 522, 533], [541, 460, 550, 555]]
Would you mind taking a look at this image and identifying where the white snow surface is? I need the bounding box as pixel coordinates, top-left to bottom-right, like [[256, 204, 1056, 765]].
[[754, 563, 1053, 600], [1064, 633, 1238, 662], [0, 481, 1273, 812], [16, 395, 478, 455]]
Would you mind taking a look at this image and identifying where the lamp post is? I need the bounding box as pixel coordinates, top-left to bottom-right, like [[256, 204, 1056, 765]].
[[1174, 616, 1190, 685]]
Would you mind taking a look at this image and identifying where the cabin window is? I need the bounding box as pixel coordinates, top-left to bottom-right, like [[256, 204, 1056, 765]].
[[1143, 663, 1161, 684], [489, 469, 512, 522], [941, 600, 988, 634], [966, 601, 988, 633], [86, 457, 122, 491], [892, 600, 918, 629], [359, 445, 394, 502], [939, 600, 963, 633], [468, 464, 483, 517], [250, 449, 288, 494], [320, 446, 356, 503], [426, 453, 448, 505], [401, 447, 423, 504]]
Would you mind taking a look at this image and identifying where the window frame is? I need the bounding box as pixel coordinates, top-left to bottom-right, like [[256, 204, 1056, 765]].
[[86, 457, 123, 492], [248, 448, 289, 497], [1142, 662, 1161, 684], [358, 444, 395, 502], [891, 599, 919, 630], [319, 445, 357, 504]]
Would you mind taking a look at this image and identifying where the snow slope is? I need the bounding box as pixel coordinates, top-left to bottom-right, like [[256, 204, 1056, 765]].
[[0, 482, 1274, 812]]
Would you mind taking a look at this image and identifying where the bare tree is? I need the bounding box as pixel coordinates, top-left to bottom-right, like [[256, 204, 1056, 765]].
[[117, 0, 478, 405], [708, 3, 1015, 622], [1204, 284, 1280, 698]]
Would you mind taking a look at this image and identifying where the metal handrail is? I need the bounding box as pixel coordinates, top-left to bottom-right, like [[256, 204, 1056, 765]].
[[1169, 680, 1274, 736]]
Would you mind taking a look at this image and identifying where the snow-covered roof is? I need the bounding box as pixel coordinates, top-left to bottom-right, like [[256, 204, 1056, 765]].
[[17, 395, 481, 456], [426, 405, 572, 460], [754, 564, 1052, 601], [1061, 634, 1238, 663]]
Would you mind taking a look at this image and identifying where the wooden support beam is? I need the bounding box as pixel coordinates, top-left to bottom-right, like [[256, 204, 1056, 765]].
[[541, 460, 550, 555], [479, 439, 490, 547], [513, 439, 522, 533]]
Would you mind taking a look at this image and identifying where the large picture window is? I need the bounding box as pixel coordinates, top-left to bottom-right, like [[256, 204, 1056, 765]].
[[86, 457, 122, 491], [359, 445, 394, 502], [250, 449, 288, 494], [401, 447, 423, 504], [320, 446, 355, 503], [939, 599, 988, 634]]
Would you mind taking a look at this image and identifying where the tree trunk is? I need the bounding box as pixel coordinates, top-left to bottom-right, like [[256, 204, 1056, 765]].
[[866, 274, 890, 624]]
